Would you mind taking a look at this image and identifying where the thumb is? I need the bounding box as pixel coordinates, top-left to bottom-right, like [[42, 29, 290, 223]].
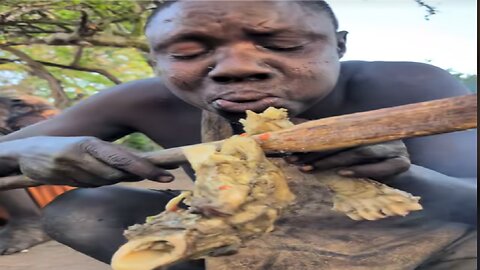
[[83, 140, 175, 182]]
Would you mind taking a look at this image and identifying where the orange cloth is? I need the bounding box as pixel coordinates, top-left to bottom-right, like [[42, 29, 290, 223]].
[[27, 186, 75, 208]]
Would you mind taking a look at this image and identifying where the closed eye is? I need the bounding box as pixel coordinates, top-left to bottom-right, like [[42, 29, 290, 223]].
[[262, 45, 304, 52], [170, 52, 207, 60], [167, 40, 210, 60]]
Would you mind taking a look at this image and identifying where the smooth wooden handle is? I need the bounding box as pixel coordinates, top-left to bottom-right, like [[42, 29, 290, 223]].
[[1, 94, 476, 190]]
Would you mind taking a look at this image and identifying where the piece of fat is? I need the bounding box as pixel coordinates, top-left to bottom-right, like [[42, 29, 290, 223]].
[[239, 107, 294, 135], [320, 171, 423, 220]]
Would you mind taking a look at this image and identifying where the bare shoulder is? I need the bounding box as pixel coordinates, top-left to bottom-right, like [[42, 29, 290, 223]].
[[340, 61, 472, 109], [56, 77, 183, 133], [75, 77, 176, 111], [63, 77, 202, 143]]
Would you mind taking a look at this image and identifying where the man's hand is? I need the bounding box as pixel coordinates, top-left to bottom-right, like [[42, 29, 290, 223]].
[[285, 140, 411, 180], [2, 136, 175, 187]]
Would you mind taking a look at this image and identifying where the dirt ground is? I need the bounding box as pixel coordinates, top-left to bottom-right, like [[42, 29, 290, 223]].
[[0, 241, 112, 270], [0, 169, 194, 270]]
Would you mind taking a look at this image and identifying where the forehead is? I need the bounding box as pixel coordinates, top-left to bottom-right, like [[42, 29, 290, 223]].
[[146, 1, 335, 42]]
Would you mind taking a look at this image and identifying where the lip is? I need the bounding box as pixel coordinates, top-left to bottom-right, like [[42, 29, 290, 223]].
[[212, 96, 281, 113], [214, 91, 273, 102]]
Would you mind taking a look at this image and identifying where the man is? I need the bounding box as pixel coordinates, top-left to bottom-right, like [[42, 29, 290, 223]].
[[0, 95, 72, 255], [0, 1, 476, 269]]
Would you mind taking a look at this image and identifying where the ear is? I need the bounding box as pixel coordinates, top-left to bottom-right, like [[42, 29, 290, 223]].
[[147, 52, 162, 76], [336, 31, 348, 59], [147, 51, 157, 68]]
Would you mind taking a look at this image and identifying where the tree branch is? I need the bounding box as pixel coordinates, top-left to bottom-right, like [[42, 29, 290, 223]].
[[1, 20, 75, 32], [84, 35, 149, 52], [38, 61, 122, 85], [0, 57, 122, 85], [1, 34, 149, 52], [0, 3, 54, 22], [0, 46, 70, 108], [70, 46, 83, 66]]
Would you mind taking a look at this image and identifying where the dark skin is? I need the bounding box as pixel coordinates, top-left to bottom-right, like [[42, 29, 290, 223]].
[[0, 0, 476, 265]]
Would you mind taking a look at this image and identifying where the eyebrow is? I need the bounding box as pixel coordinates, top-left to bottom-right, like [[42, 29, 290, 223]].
[[244, 27, 329, 41], [244, 27, 294, 35]]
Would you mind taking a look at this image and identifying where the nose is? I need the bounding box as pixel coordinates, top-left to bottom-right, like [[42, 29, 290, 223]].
[[208, 44, 274, 84]]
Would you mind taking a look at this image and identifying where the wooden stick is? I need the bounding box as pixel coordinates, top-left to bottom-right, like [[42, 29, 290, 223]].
[[142, 94, 477, 164], [260, 94, 477, 152], [1, 94, 476, 190]]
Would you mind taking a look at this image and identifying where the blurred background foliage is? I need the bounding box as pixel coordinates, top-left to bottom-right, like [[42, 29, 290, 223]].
[[0, 0, 155, 108], [0, 0, 476, 150], [0, 0, 159, 150]]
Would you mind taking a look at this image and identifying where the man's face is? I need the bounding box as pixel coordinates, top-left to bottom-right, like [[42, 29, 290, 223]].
[[146, 1, 344, 119]]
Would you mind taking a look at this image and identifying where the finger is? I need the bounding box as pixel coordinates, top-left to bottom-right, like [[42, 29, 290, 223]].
[[18, 163, 81, 187], [337, 156, 411, 179], [354, 141, 408, 159], [43, 161, 116, 187], [300, 150, 368, 172], [116, 145, 180, 170], [158, 164, 180, 170], [301, 141, 408, 172], [284, 150, 342, 164], [284, 154, 300, 163], [290, 117, 309, 125], [19, 152, 141, 187], [73, 154, 143, 184], [81, 140, 174, 182], [59, 166, 113, 187]]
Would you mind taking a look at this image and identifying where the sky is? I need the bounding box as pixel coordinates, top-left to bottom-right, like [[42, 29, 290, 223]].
[[329, 0, 477, 74]]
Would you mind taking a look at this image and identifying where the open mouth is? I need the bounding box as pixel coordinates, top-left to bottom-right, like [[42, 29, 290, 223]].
[[212, 97, 281, 113]]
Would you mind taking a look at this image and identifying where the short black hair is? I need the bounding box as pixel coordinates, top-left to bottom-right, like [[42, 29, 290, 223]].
[[146, 0, 339, 31]]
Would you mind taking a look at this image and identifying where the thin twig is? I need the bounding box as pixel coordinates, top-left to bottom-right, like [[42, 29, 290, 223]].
[[70, 46, 84, 66], [413, 0, 437, 20]]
